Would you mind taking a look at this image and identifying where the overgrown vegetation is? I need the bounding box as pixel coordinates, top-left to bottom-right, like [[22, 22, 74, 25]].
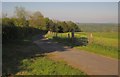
[[2, 17, 47, 43]]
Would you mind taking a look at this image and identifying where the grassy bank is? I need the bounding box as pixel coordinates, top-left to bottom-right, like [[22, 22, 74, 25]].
[[76, 32, 119, 59], [45, 32, 119, 59], [16, 57, 85, 75]]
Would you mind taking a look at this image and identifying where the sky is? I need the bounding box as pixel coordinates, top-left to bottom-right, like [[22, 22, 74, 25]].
[[2, 2, 118, 23]]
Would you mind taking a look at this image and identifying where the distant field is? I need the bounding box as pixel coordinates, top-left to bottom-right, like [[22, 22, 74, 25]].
[[46, 31, 119, 59], [77, 23, 118, 32]]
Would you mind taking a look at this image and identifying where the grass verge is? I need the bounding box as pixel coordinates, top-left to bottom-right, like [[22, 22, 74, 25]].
[[16, 57, 86, 75]]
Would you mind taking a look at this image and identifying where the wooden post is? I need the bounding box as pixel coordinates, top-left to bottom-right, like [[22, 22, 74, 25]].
[[71, 30, 74, 39], [61, 33, 62, 37], [90, 33, 93, 38], [48, 31, 50, 34], [68, 33, 70, 38], [55, 32, 57, 37], [71, 29, 75, 42], [88, 33, 93, 44]]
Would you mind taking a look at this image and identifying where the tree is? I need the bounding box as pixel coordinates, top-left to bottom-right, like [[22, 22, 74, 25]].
[[29, 11, 46, 30], [66, 21, 80, 32], [61, 21, 69, 32], [14, 6, 29, 27], [15, 6, 28, 19], [45, 18, 54, 31]]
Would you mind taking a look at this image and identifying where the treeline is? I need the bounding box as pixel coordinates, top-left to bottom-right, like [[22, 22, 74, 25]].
[[2, 7, 80, 42], [45, 18, 80, 33]]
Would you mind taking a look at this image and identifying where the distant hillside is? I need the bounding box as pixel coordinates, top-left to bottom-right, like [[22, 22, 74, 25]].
[[77, 23, 118, 32]]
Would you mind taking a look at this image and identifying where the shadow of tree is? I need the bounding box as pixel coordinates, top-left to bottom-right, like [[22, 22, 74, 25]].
[[2, 26, 48, 75], [52, 36, 88, 48], [2, 27, 70, 75], [3, 26, 88, 75], [33, 38, 69, 53]]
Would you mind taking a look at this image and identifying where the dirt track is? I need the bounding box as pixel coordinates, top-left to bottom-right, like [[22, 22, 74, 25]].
[[33, 37, 119, 75]]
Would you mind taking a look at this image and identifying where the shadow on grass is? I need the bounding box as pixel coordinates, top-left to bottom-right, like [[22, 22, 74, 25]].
[[2, 26, 48, 75], [33, 38, 71, 53], [2, 28, 74, 75], [3, 26, 88, 75], [52, 36, 88, 48], [2, 37, 77, 75]]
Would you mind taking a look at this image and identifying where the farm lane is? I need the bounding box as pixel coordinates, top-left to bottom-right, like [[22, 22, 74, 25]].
[[33, 35, 118, 75]]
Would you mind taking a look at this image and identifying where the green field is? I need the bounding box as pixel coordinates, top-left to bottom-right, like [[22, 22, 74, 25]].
[[45, 32, 119, 59]]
